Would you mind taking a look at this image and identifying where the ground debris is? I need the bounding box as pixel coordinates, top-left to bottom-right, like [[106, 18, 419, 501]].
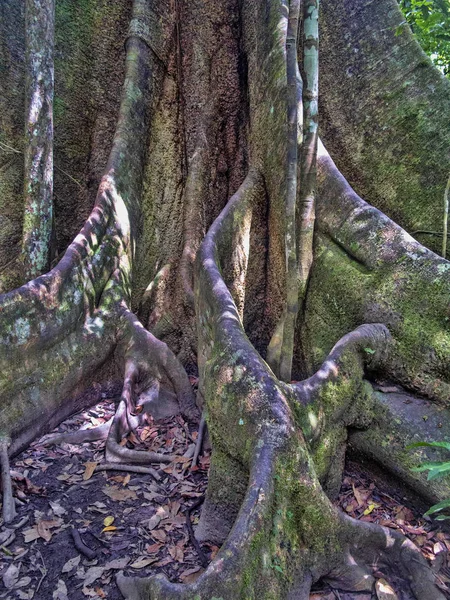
[[0, 399, 209, 599]]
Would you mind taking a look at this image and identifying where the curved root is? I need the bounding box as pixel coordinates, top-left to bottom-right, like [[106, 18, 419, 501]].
[[41, 418, 113, 447], [105, 400, 172, 464], [326, 513, 446, 600]]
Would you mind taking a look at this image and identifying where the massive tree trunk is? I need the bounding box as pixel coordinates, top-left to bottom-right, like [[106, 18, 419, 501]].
[[1, 0, 450, 598]]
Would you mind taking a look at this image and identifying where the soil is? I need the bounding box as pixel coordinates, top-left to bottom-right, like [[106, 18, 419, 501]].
[[0, 397, 449, 600]]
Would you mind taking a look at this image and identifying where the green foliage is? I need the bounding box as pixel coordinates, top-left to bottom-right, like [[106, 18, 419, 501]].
[[408, 441, 450, 519], [398, 0, 450, 76]]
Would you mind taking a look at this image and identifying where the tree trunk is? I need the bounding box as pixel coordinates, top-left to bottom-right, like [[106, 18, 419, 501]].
[[1, 0, 450, 598]]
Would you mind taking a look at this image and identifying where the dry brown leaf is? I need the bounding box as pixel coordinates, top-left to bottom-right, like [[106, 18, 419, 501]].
[[104, 557, 130, 570], [152, 529, 167, 543], [169, 544, 184, 562], [352, 484, 365, 507], [23, 527, 40, 543], [146, 542, 162, 554], [147, 513, 161, 530], [154, 556, 172, 567], [102, 485, 137, 502], [83, 462, 98, 481], [62, 555, 81, 573], [130, 556, 158, 569], [82, 566, 105, 586], [37, 519, 61, 542], [2, 564, 19, 589], [179, 566, 204, 583]]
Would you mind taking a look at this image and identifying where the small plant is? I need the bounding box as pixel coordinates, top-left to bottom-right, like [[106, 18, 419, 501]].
[[408, 440, 450, 520]]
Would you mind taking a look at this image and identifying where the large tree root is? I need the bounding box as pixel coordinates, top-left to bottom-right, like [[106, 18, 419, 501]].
[[117, 165, 445, 598], [328, 514, 446, 600], [0, 0, 198, 520]]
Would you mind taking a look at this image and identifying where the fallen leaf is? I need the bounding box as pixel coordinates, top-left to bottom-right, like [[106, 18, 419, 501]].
[[102, 526, 117, 533], [147, 513, 161, 530], [23, 527, 40, 543], [180, 566, 204, 583], [37, 520, 53, 542], [52, 580, 69, 600], [168, 544, 184, 562], [103, 516, 115, 527], [375, 578, 399, 599], [3, 563, 19, 589], [82, 566, 105, 587], [49, 500, 67, 516], [104, 557, 130, 570], [363, 503, 380, 516], [17, 590, 34, 600], [102, 485, 137, 502], [62, 555, 81, 573], [15, 577, 32, 588], [151, 529, 167, 543], [146, 542, 162, 554], [36, 518, 63, 542], [352, 484, 364, 507], [83, 462, 98, 481], [130, 556, 158, 569]]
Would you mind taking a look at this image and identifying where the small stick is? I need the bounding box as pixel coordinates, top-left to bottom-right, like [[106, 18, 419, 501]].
[[70, 527, 96, 559], [94, 463, 161, 481], [192, 413, 206, 468], [185, 496, 208, 568], [35, 550, 47, 596]]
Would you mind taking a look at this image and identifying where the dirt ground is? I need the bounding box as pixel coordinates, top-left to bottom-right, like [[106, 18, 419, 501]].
[[0, 396, 450, 600]]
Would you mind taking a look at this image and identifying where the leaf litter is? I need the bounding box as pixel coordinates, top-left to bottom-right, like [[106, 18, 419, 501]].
[[1, 396, 450, 600], [0, 395, 210, 599]]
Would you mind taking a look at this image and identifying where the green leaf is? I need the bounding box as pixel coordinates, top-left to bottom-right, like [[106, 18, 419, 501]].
[[364, 347, 376, 355], [424, 497, 450, 516], [407, 440, 450, 452], [427, 463, 450, 480], [273, 565, 284, 574], [411, 461, 450, 472]]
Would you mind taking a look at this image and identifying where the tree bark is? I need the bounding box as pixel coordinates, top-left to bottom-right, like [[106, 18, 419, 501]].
[[0, 0, 449, 597], [22, 0, 55, 279]]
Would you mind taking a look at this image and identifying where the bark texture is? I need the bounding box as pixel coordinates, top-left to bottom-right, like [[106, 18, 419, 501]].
[[0, 0, 450, 598], [22, 0, 55, 279], [320, 0, 450, 255]]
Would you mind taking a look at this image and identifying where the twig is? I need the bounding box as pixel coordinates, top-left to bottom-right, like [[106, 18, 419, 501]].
[[185, 496, 208, 568], [70, 527, 96, 559], [94, 462, 161, 481], [412, 230, 450, 237], [192, 412, 206, 468], [35, 550, 47, 596]]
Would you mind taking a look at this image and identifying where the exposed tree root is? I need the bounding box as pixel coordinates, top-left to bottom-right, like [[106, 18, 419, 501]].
[[41, 417, 113, 447], [117, 156, 444, 598], [94, 463, 161, 481], [327, 513, 446, 600], [0, 439, 16, 523]]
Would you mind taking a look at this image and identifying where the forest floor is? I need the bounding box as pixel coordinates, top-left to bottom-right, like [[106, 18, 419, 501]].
[[0, 393, 450, 600]]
